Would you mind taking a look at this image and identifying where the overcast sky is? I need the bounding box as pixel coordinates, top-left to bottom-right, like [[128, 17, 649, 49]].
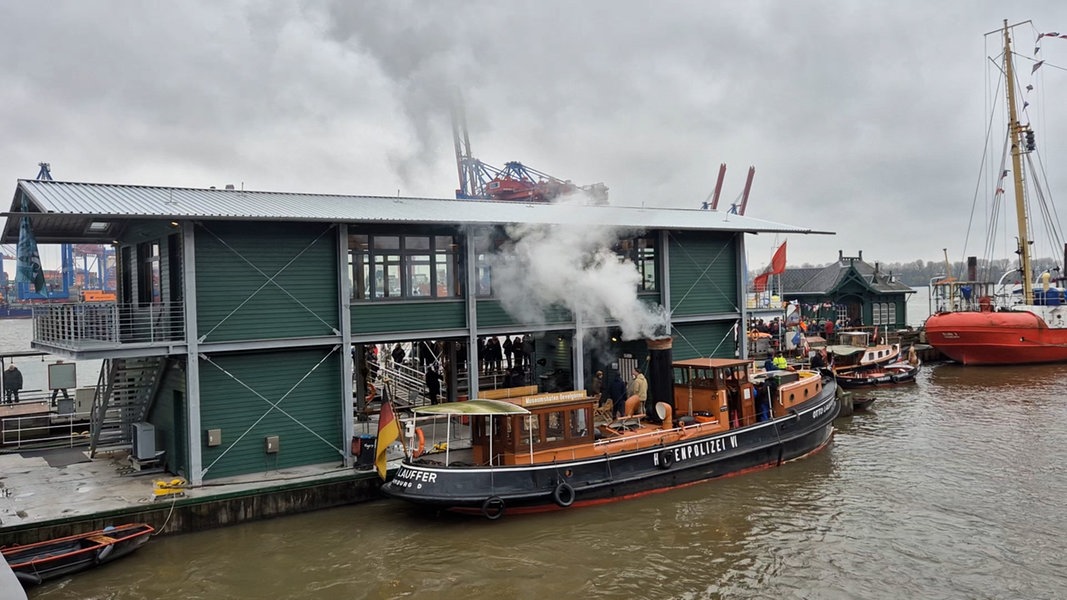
[[3, 1, 1067, 271]]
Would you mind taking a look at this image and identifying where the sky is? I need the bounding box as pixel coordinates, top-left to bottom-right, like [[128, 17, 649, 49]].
[[3, 1, 1067, 272]]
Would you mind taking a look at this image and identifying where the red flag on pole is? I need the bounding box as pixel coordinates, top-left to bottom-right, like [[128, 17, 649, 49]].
[[769, 241, 787, 275], [753, 272, 770, 292]]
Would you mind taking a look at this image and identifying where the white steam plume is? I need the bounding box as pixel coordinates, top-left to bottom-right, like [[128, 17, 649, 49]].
[[487, 193, 669, 340]]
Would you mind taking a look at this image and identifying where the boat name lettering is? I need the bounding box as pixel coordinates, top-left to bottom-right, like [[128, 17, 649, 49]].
[[812, 402, 833, 420], [392, 467, 438, 488], [668, 435, 737, 464]]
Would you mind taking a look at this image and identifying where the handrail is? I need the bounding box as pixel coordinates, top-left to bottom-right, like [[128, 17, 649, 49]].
[[32, 302, 185, 348]]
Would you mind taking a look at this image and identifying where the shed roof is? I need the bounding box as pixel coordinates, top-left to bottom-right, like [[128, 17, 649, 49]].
[[781, 257, 913, 296], [2, 179, 833, 244]]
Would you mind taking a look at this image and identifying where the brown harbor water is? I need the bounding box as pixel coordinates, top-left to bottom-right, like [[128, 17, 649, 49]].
[[8, 318, 1067, 599]]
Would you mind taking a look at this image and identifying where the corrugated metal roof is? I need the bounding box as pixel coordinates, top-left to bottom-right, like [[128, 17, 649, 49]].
[[3, 179, 831, 243]]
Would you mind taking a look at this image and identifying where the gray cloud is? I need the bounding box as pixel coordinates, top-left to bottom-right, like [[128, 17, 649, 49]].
[[2, 0, 1066, 269]]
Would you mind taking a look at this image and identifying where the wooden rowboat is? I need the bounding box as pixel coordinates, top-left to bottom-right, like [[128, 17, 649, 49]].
[[2, 523, 154, 586]]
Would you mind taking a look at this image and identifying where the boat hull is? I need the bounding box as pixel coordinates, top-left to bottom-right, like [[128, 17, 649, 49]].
[[381, 381, 838, 516], [925, 310, 1067, 365], [2, 523, 154, 586], [836, 362, 920, 388]]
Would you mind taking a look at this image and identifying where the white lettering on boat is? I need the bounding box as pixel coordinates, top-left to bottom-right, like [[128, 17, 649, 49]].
[[391, 467, 438, 489], [812, 401, 834, 420]]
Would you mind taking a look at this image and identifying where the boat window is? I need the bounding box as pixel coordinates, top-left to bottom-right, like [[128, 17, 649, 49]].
[[545, 411, 565, 443], [518, 415, 540, 447], [568, 408, 587, 437]]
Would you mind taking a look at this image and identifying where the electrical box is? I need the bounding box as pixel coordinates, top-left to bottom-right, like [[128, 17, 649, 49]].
[[133, 422, 156, 460], [265, 435, 279, 454], [74, 388, 95, 415], [207, 428, 222, 447]]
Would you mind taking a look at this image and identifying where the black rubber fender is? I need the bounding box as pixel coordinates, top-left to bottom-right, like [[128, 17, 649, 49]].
[[481, 496, 506, 520], [552, 481, 575, 507], [659, 449, 674, 469]]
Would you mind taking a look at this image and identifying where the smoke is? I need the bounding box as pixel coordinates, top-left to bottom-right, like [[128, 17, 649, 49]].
[[486, 192, 669, 341]]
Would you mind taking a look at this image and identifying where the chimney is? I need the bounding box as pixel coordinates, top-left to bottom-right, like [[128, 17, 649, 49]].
[[967, 256, 977, 281], [646, 337, 674, 423], [859, 250, 863, 261]]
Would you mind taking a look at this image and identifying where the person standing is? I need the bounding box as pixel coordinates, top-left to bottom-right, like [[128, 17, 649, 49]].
[[624, 367, 648, 417], [588, 370, 605, 406], [521, 333, 535, 369], [502, 336, 514, 370], [424, 365, 443, 405], [3, 364, 22, 404], [608, 371, 627, 419], [391, 343, 406, 366]]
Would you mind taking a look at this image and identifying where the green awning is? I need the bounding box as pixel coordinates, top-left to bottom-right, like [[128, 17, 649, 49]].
[[413, 399, 531, 416]]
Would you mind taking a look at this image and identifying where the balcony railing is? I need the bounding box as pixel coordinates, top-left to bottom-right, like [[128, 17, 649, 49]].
[[32, 302, 185, 349]]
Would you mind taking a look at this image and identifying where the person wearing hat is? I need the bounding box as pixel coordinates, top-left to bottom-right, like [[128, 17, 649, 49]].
[[3, 363, 23, 404], [588, 370, 605, 406]]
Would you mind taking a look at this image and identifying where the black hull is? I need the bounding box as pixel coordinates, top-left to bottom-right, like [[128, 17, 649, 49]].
[[382, 380, 838, 516]]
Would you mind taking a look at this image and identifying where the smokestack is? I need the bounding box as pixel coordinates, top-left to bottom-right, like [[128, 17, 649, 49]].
[[967, 256, 977, 281], [646, 337, 674, 422]]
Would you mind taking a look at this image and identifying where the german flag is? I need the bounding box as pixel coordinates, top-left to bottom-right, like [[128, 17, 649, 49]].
[[375, 401, 400, 480]]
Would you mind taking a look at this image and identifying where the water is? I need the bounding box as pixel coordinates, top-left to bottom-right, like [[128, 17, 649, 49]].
[[0, 320, 102, 394], [16, 321, 1067, 599]]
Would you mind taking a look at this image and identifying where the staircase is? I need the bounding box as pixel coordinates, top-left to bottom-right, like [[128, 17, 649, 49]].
[[89, 357, 167, 457]]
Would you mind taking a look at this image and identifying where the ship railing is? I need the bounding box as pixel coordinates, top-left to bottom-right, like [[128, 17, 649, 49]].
[[0, 408, 92, 451], [927, 276, 1008, 315], [31, 302, 185, 348]]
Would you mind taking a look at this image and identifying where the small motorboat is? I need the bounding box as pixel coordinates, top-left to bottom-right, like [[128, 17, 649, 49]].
[[2, 523, 154, 586], [835, 359, 921, 389]]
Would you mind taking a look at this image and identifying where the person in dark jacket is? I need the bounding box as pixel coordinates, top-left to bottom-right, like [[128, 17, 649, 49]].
[[3, 364, 22, 404], [607, 372, 627, 419], [424, 365, 443, 405]]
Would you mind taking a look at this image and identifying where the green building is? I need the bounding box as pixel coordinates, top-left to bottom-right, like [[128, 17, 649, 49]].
[[3, 179, 824, 484], [780, 250, 914, 329]]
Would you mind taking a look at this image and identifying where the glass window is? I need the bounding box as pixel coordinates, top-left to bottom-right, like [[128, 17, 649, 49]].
[[545, 411, 565, 443], [615, 234, 658, 292], [518, 415, 540, 447], [138, 241, 162, 305], [347, 232, 461, 301]]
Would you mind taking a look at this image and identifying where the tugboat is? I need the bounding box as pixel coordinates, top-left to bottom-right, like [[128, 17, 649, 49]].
[[381, 339, 838, 519]]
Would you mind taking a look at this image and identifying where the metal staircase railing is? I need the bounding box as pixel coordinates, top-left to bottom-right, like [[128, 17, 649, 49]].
[[88, 356, 166, 457]]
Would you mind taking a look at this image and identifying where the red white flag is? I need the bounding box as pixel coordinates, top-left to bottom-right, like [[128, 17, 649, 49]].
[[769, 241, 787, 275]]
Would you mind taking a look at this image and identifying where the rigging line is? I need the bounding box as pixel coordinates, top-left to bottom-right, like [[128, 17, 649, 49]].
[[197, 224, 337, 341], [199, 346, 344, 476], [664, 231, 740, 315], [1027, 152, 1065, 251], [964, 66, 1003, 277]]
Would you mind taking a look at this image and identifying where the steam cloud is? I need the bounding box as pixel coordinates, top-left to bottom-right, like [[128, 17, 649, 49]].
[[487, 194, 669, 341]]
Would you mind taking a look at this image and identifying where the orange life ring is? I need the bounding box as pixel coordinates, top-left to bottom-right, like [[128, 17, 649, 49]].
[[412, 427, 425, 458], [365, 382, 376, 402]]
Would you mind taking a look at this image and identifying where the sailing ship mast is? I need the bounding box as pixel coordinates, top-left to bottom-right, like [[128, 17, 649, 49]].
[[1002, 19, 1034, 305]]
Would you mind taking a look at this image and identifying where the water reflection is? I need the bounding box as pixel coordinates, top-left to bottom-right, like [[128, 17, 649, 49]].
[[27, 359, 1067, 599]]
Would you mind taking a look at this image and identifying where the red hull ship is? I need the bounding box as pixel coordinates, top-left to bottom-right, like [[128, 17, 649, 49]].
[[924, 309, 1067, 366], [925, 21, 1067, 366]]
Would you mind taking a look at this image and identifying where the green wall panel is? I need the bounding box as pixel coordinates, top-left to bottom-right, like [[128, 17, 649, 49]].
[[147, 359, 188, 476], [670, 321, 739, 360], [195, 222, 339, 343], [475, 299, 574, 329], [669, 232, 739, 316], [351, 300, 467, 335], [198, 348, 343, 480]]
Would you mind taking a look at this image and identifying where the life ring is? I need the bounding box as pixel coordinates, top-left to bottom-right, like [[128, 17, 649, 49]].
[[658, 449, 674, 469], [365, 382, 377, 402], [552, 481, 575, 507], [412, 427, 425, 458], [481, 496, 506, 520]]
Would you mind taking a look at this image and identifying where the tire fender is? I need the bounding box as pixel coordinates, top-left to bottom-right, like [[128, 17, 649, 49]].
[[552, 481, 575, 507]]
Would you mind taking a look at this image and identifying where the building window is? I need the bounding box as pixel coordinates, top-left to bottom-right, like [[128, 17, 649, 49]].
[[348, 233, 460, 300], [615, 234, 658, 292], [137, 241, 162, 305]]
